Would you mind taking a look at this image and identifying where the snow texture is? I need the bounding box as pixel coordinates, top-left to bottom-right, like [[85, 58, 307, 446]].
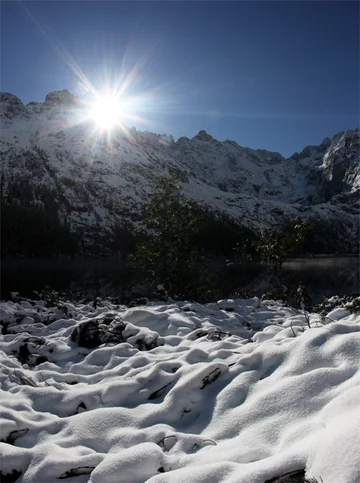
[[1, 297, 359, 482]]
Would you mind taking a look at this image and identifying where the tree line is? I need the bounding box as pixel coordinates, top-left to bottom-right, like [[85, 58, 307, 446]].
[[1, 174, 352, 269]]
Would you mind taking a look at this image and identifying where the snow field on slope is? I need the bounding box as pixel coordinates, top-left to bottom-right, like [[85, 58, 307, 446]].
[[0, 298, 359, 483]]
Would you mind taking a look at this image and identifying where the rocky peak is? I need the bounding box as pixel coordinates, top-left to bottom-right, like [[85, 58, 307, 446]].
[[298, 144, 323, 160], [0, 92, 22, 103], [254, 149, 284, 164], [0, 92, 29, 120], [44, 90, 77, 107], [159, 133, 175, 145], [321, 129, 359, 167], [309, 129, 360, 203], [176, 136, 190, 145], [26, 101, 42, 114], [319, 136, 332, 151], [192, 130, 214, 142]]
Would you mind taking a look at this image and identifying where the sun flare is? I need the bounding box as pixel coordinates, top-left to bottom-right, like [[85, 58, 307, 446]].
[[90, 95, 123, 130]]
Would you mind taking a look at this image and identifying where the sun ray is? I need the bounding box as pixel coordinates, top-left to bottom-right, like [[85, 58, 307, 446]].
[[19, 1, 180, 146]]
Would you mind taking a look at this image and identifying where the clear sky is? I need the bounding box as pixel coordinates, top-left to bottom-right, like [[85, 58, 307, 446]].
[[1, 0, 359, 156]]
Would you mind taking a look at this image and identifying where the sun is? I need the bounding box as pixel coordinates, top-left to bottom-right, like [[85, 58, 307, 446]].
[[89, 95, 123, 130]]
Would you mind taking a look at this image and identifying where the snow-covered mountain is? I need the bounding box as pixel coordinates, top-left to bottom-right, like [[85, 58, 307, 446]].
[[1, 90, 359, 254]]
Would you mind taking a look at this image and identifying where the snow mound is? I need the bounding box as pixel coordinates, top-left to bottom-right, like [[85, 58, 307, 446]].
[[0, 298, 359, 482]]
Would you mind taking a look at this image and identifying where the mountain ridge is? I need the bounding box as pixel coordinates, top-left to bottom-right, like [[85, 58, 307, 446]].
[[1, 90, 359, 256]]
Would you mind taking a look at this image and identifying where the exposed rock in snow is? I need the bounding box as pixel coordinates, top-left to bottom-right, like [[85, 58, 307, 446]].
[[0, 296, 359, 482], [70, 313, 127, 348]]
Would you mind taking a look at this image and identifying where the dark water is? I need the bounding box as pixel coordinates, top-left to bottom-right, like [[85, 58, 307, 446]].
[[1, 257, 359, 305], [1, 259, 132, 301], [225, 257, 359, 305]]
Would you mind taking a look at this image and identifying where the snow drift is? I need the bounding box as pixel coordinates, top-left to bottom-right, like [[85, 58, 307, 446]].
[[1, 297, 359, 482]]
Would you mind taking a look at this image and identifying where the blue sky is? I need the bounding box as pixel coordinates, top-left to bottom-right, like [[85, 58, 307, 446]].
[[1, 0, 359, 156]]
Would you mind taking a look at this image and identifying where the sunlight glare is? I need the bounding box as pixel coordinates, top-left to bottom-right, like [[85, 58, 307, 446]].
[[90, 95, 123, 129]]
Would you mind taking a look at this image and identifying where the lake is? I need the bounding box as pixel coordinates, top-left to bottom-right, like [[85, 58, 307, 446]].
[[1, 257, 359, 306]]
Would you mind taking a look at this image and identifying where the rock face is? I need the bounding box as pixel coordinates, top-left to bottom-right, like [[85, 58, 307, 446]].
[[0, 93, 29, 120], [0, 90, 359, 253], [314, 132, 359, 203], [192, 130, 216, 143], [70, 314, 126, 349], [70, 312, 159, 351], [44, 90, 77, 106]]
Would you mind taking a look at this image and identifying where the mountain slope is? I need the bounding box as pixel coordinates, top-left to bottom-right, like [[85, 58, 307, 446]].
[[1, 90, 359, 255]]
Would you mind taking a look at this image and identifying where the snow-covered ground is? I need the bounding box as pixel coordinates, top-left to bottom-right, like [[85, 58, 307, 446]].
[[0, 297, 359, 483]]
